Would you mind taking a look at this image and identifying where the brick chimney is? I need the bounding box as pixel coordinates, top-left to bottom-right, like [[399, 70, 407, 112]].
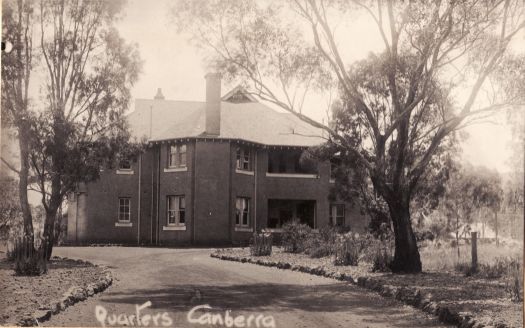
[[205, 73, 221, 136], [154, 88, 164, 100]]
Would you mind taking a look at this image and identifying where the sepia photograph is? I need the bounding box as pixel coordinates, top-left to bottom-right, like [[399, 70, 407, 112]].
[[0, 0, 524, 327]]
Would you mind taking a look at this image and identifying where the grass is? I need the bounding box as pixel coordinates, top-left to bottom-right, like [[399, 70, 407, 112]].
[[420, 240, 522, 272]]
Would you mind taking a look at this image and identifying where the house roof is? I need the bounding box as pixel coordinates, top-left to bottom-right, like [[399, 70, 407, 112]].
[[127, 92, 325, 147]]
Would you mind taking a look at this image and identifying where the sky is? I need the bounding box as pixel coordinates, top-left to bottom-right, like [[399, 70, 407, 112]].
[[115, 0, 521, 174]]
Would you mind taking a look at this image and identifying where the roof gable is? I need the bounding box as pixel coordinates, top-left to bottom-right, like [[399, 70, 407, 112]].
[[221, 85, 258, 103]]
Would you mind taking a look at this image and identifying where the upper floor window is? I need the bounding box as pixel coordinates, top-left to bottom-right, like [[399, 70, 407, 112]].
[[167, 195, 186, 225], [267, 148, 317, 174], [236, 147, 251, 171], [118, 159, 132, 170], [169, 144, 187, 168], [235, 197, 250, 227], [329, 204, 345, 226], [118, 198, 131, 222], [330, 162, 337, 181]]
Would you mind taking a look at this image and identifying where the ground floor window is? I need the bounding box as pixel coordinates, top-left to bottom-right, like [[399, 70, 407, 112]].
[[330, 204, 345, 226], [235, 197, 250, 227], [267, 199, 315, 228], [118, 198, 131, 222], [118, 159, 132, 170], [167, 195, 186, 225]]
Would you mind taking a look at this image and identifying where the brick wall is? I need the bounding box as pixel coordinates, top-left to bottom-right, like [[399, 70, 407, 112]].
[[69, 139, 369, 245]]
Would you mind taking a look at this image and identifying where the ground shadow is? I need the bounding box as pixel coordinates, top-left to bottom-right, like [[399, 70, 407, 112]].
[[101, 282, 447, 327]]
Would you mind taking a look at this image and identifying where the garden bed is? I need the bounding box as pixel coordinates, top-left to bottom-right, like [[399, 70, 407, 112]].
[[0, 256, 112, 326], [212, 247, 523, 328]]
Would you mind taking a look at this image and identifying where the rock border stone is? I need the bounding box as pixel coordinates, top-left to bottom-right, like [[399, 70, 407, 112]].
[[211, 252, 507, 328], [18, 257, 113, 327]]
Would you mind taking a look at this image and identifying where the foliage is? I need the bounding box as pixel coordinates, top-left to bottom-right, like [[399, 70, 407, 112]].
[[504, 259, 523, 303], [0, 176, 21, 239], [455, 256, 523, 301], [1, 0, 36, 244], [477, 257, 520, 279], [1, 0, 144, 259], [281, 219, 312, 253], [370, 242, 394, 273], [171, 0, 525, 273], [361, 224, 394, 272], [442, 163, 503, 251], [9, 235, 48, 276], [454, 261, 475, 276], [250, 233, 272, 256], [333, 233, 369, 266], [303, 225, 340, 258]]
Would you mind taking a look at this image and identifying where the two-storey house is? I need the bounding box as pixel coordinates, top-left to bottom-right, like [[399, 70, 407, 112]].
[[66, 74, 369, 245]]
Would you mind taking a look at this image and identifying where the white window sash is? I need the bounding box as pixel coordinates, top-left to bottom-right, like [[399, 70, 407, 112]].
[[118, 198, 131, 222], [167, 195, 185, 226]]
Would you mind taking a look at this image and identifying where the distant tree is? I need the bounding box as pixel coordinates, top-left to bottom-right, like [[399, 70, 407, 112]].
[[1, 0, 36, 247], [471, 166, 503, 245], [28, 0, 142, 258], [173, 0, 525, 272], [443, 164, 502, 257]]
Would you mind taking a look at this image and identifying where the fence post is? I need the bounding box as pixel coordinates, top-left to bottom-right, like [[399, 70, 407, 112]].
[[471, 231, 478, 272]]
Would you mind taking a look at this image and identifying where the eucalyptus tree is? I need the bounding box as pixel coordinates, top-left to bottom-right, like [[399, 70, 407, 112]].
[[172, 0, 525, 272], [1, 0, 37, 245], [32, 0, 142, 257]]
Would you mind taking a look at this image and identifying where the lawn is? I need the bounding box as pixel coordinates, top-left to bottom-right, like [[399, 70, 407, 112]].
[[420, 239, 523, 272], [214, 240, 523, 328]]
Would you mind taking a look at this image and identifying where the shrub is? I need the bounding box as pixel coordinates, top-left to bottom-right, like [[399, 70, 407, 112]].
[[478, 257, 518, 279], [454, 261, 475, 276], [250, 233, 273, 256], [454, 257, 524, 302], [9, 235, 48, 276], [334, 233, 368, 266], [415, 230, 435, 242], [304, 226, 338, 258], [360, 232, 394, 272], [504, 258, 523, 302], [371, 242, 393, 272], [281, 220, 312, 253]]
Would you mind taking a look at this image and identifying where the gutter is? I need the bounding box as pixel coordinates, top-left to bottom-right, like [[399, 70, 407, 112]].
[[156, 146, 160, 245], [137, 154, 142, 245], [254, 149, 258, 232], [192, 140, 197, 244], [150, 150, 154, 244]]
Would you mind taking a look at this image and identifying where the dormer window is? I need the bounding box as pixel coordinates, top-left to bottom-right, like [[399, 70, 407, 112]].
[[169, 144, 187, 168], [236, 147, 251, 171]]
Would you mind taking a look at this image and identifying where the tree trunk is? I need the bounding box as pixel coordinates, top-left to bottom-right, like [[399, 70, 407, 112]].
[[42, 114, 66, 260], [388, 199, 422, 273], [456, 215, 460, 260], [18, 121, 34, 246], [494, 210, 499, 247], [43, 205, 59, 260]]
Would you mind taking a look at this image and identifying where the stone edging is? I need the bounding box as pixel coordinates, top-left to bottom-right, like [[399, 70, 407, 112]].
[[18, 257, 113, 327], [211, 252, 504, 328]]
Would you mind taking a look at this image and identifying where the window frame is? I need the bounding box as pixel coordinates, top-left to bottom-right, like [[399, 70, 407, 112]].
[[118, 159, 132, 171], [235, 197, 251, 227], [167, 195, 186, 226], [236, 147, 252, 171], [329, 204, 345, 226], [168, 144, 187, 168], [118, 197, 131, 222]]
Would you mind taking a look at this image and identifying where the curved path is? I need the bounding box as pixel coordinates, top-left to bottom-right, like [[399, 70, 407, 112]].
[[45, 247, 450, 327]]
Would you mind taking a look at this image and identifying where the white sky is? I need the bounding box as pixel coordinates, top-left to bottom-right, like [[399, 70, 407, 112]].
[[115, 0, 521, 174]]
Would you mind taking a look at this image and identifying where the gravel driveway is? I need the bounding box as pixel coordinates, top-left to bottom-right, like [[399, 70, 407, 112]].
[[44, 247, 450, 327]]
